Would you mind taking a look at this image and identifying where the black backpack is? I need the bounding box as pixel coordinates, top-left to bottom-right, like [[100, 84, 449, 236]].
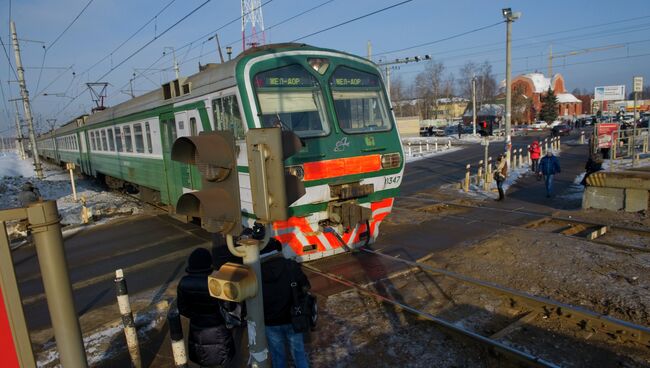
[[289, 265, 318, 333]]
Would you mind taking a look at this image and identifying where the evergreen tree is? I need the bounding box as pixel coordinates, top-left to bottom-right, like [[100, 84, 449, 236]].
[[539, 87, 558, 123]]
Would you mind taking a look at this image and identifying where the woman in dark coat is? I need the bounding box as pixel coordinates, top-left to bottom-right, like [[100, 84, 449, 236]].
[[177, 248, 234, 367]]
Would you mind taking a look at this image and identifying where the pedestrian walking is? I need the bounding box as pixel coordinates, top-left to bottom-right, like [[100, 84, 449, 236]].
[[177, 248, 235, 368], [537, 151, 561, 198], [261, 239, 311, 368], [457, 122, 463, 139], [494, 154, 508, 201], [529, 140, 541, 173], [18, 181, 41, 206]]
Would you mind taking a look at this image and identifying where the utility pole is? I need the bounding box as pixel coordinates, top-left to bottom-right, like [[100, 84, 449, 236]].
[[216, 34, 225, 63], [13, 100, 26, 159], [164, 47, 180, 80], [367, 40, 372, 60], [502, 8, 521, 168], [547, 44, 552, 78], [633, 76, 643, 166], [472, 77, 477, 135], [11, 21, 43, 179]]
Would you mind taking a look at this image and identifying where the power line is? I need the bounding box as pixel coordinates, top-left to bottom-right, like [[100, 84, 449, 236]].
[[47, 0, 95, 51], [376, 21, 505, 58], [79, 0, 177, 79], [0, 36, 18, 80], [56, 0, 213, 118], [292, 0, 414, 42]]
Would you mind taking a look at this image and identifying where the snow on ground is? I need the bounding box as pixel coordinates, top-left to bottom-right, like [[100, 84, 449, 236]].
[[0, 152, 145, 238], [402, 137, 463, 163]]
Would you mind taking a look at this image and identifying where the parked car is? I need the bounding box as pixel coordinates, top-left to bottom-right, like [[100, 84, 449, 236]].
[[549, 120, 562, 128], [420, 126, 445, 137], [530, 121, 548, 130], [552, 124, 571, 136]]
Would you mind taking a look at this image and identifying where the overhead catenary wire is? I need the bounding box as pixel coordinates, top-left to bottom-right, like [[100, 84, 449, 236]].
[[292, 0, 414, 42], [55, 0, 214, 119], [47, 0, 95, 51]]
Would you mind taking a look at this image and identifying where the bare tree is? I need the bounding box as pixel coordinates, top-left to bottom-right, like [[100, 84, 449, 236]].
[[458, 61, 477, 99], [415, 60, 445, 119], [390, 76, 405, 117], [476, 61, 497, 105]]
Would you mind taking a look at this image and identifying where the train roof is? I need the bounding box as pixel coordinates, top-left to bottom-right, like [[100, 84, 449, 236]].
[[83, 43, 372, 128]]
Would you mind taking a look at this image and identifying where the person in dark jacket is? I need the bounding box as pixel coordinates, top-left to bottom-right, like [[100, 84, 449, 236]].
[[457, 122, 463, 139], [494, 154, 508, 201], [18, 182, 41, 207], [581, 151, 603, 186], [261, 240, 310, 368], [537, 151, 561, 198], [177, 248, 234, 367]]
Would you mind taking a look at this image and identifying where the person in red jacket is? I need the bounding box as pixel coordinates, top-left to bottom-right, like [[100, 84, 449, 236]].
[[529, 140, 541, 173]]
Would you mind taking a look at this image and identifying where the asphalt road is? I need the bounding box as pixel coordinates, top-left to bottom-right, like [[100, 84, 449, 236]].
[[12, 128, 588, 355]]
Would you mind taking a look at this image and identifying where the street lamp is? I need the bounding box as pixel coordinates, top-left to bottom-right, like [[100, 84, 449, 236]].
[[502, 7, 521, 168], [226, 46, 233, 61]]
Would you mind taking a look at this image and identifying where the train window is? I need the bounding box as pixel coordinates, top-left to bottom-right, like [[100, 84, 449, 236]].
[[123, 126, 133, 152], [95, 131, 101, 150], [189, 117, 198, 136], [107, 129, 115, 151], [178, 120, 184, 130], [253, 64, 329, 138], [101, 130, 108, 151], [134, 123, 145, 153], [90, 132, 96, 151], [145, 122, 153, 154], [212, 95, 244, 140], [329, 66, 392, 134], [115, 127, 123, 152]]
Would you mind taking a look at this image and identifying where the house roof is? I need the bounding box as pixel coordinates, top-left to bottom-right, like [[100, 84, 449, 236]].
[[556, 93, 581, 103]]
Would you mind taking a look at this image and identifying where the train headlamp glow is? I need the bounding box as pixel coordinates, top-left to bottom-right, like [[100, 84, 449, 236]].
[[381, 153, 401, 169], [285, 165, 305, 180], [308, 58, 329, 75]]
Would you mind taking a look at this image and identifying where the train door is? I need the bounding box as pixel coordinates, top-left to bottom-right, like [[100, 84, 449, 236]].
[[159, 114, 183, 207], [77, 131, 90, 173]]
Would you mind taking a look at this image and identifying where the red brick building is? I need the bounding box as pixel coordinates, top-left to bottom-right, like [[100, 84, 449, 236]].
[[511, 73, 582, 122]]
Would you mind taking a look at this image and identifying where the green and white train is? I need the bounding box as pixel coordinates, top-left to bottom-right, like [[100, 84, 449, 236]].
[[37, 43, 404, 261]]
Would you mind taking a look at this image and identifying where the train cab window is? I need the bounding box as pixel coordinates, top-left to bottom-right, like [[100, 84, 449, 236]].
[[115, 127, 123, 152], [134, 123, 145, 153], [212, 95, 244, 140], [100, 130, 108, 151], [253, 64, 329, 138], [329, 66, 392, 134], [123, 126, 133, 152], [107, 129, 115, 151], [145, 122, 153, 154]]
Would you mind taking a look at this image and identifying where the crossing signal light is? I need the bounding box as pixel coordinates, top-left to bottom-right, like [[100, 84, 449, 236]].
[[246, 128, 306, 222], [208, 262, 257, 302], [171, 131, 241, 234]]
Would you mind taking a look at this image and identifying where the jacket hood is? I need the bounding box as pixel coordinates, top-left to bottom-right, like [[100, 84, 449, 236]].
[[186, 248, 213, 274]]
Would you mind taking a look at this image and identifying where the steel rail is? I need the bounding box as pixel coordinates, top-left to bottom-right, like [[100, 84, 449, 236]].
[[360, 247, 650, 346], [398, 195, 650, 235], [302, 263, 560, 368]]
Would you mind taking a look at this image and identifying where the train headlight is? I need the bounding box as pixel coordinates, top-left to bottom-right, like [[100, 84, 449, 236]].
[[285, 165, 305, 180], [381, 153, 401, 169]]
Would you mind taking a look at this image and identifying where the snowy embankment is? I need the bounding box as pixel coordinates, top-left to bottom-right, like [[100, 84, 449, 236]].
[[0, 152, 144, 239]]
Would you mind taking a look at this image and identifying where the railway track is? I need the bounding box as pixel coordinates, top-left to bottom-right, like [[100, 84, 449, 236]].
[[305, 247, 650, 367], [397, 195, 650, 253]]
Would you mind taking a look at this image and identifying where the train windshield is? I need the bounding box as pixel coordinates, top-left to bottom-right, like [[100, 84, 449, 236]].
[[330, 66, 392, 134], [254, 65, 330, 138]]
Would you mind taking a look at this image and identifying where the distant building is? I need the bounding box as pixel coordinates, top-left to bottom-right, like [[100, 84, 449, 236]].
[[393, 97, 468, 120], [511, 73, 582, 122]]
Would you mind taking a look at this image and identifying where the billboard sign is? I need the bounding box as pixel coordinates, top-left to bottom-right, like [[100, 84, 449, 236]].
[[596, 123, 618, 148], [594, 85, 625, 101]]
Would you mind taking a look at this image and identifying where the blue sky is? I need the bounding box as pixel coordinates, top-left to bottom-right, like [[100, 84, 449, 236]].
[[1, 0, 649, 134]]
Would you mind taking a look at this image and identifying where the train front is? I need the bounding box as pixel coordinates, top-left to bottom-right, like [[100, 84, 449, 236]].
[[238, 46, 404, 261]]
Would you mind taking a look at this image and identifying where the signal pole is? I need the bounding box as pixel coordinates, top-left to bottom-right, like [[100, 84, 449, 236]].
[[13, 100, 26, 159], [472, 77, 477, 135], [11, 21, 43, 179], [502, 8, 521, 168]]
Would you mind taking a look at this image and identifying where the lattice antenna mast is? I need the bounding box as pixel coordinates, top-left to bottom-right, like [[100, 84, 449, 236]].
[[86, 82, 109, 113], [241, 0, 265, 50]]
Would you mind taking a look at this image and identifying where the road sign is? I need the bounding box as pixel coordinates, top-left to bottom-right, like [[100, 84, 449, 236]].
[[594, 85, 625, 101], [633, 76, 643, 93]]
